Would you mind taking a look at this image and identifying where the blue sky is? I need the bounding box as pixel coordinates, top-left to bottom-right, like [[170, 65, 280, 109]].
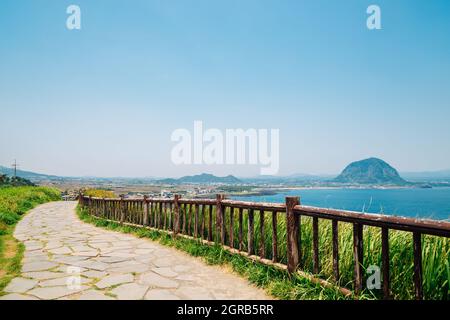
[[1, 0, 449, 177]]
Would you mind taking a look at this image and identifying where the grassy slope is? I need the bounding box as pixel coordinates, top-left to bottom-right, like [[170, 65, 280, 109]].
[[78, 206, 356, 300], [0, 186, 61, 293]]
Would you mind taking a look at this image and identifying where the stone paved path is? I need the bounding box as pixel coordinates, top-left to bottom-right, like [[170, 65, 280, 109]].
[[1, 202, 270, 300]]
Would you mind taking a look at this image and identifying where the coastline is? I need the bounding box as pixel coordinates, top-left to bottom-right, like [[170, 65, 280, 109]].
[[231, 184, 447, 198]]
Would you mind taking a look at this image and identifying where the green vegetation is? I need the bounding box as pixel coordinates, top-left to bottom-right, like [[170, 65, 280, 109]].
[[0, 186, 61, 293], [220, 209, 448, 300], [295, 217, 448, 300], [89, 201, 449, 300], [0, 174, 35, 187], [83, 189, 117, 198], [77, 206, 353, 300]]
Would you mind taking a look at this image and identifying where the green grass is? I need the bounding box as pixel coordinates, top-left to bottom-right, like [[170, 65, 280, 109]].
[[78, 206, 359, 300], [221, 208, 449, 300], [97, 202, 449, 300], [200, 207, 448, 300], [0, 186, 61, 294]]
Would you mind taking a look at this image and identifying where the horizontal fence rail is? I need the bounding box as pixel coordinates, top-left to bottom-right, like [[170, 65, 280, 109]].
[[78, 194, 450, 300]]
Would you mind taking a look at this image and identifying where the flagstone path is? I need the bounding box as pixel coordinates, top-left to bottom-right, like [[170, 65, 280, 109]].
[[1, 202, 270, 300]]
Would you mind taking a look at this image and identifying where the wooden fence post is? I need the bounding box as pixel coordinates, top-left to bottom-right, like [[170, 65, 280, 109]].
[[286, 196, 300, 273], [194, 204, 199, 238], [259, 208, 266, 259], [208, 205, 213, 242], [248, 209, 254, 255], [229, 207, 234, 248], [78, 193, 83, 207], [312, 217, 320, 274], [102, 198, 107, 218], [238, 208, 243, 251], [353, 223, 364, 295], [88, 196, 93, 216], [332, 220, 340, 282], [143, 196, 149, 226], [272, 211, 278, 263], [120, 195, 125, 224], [216, 194, 226, 245], [173, 195, 181, 235]]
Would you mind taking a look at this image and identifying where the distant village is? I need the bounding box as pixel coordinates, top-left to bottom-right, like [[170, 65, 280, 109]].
[[4, 157, 450, 202]]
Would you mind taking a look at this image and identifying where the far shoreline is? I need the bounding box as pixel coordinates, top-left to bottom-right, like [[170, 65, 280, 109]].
[[231, 184, 450, 198]]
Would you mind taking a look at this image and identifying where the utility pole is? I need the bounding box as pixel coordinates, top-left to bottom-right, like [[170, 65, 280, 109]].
[[11, 159, 19, 178]]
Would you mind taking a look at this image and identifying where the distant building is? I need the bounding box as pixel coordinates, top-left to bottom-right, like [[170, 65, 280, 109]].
[[161, 190, 173, 198]]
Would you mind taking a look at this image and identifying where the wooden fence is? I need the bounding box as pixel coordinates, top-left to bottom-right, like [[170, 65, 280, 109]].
[[78, 194, 450, 300]]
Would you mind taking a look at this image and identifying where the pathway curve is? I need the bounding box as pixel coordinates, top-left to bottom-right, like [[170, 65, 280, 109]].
[[1, 202, 270, 300]]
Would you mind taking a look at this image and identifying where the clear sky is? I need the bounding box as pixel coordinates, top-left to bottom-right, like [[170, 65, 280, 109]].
[[1, 0, 449, 177]]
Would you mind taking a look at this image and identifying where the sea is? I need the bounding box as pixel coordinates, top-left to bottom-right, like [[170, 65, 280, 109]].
[[232, 187, 450, 221]]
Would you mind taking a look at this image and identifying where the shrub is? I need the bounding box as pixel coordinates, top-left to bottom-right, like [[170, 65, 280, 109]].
[[0, 187, 61, 225], [83, 189, 117, 198], [0, 222, 7, 235]]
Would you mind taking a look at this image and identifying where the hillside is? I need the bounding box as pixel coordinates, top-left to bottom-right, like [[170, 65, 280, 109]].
[[0, 166, 60, 182], [334, 158, 407, 185], [0, 174, 35, 187], [158, 173, 241, 185]]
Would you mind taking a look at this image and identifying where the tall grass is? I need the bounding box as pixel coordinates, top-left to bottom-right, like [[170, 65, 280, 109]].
[[119, 202, 448, 300], [229, 208, 449, 300]]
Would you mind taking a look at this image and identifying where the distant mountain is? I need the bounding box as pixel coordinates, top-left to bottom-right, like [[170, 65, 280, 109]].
[[334, 158, 407, 185], [0, 166, 162, 183], [158, 173, 241, 185], [0, 165, 61, 181], [0, 166, 241, 185]]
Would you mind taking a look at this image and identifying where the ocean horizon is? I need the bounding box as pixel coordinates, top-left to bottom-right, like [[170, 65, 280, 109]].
[[232, 187, 450, 221]]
